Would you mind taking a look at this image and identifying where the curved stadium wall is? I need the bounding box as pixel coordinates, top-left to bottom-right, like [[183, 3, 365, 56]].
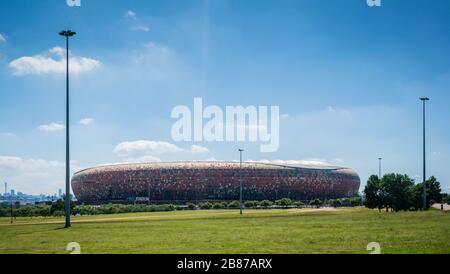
[[71, 161, 360, 203]]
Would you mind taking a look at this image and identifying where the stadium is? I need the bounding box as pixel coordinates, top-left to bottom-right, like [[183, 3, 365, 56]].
[[71, 161, 360, 203]]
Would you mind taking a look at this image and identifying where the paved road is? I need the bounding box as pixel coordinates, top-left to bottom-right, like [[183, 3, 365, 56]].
[[432, 203, 450, 211]]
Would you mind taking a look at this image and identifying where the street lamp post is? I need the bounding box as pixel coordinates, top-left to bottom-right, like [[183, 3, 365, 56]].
[[59, 30, 76, 228], [378, 157, 382, 179], [238, 149, 244, 215], [10, 196, 13, 224], [7, 182, 13, 224], [420, 97, 429, 210]]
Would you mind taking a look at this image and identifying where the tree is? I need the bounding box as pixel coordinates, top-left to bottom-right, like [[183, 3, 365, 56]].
[[348, 196, 362, 207], [442, 193, 450, 205], [50, 199, 65, 215], [413, 176, 443, 209], [382, 173, 415, 211], [310, 199, 322, 208], [363, 175, 385, 212], [330, 199, 342, 208]]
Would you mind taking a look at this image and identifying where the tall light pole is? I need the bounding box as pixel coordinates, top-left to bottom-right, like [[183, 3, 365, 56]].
[[5, 182, 12, 224], [378, 157, 382, 179], [59, 30, 76, 228], [420, 97, 429, 210], [238, 149, 244, 215]]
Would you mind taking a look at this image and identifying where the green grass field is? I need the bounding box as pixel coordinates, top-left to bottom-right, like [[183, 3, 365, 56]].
[[0, 207, 448, 254]]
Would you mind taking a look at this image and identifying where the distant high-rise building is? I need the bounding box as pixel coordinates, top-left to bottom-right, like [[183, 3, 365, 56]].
[[58, 189, 62, 198], [4, 182, 6, 195], [11, 189, 15, 196]]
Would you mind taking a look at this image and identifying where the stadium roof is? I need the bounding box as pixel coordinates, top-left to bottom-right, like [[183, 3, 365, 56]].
[[74, 161, 350, 175]]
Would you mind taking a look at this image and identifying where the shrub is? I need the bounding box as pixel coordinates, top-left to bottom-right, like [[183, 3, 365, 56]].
[[331, 199, 342, 208], [52, 210, 65, 217], [213, 202, 227, 209], [349, 197, 362, 207], [187, 203, 197, 210], [310, 199, 323, 208], [293, 201, 305, 207], [227, 201, 240, 209], [244, 200, 259, 208], [275, 198, 293, 207], [260, 200, 273, 208], [199, 202, 213, 210]]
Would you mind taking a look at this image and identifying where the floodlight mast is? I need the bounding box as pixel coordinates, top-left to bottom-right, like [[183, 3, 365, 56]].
[[378, 158, 382, 179], [59, 30, 76, 228], [238, 149, 244, 215], [419, 97, 429, 210]]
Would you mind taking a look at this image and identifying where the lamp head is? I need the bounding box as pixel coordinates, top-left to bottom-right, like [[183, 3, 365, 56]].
[[419, 97, 430, 101], [59, 30, 76, 37]]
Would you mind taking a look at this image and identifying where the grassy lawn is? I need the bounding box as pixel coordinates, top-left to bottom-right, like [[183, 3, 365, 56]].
[[0, 207, 448, 254]]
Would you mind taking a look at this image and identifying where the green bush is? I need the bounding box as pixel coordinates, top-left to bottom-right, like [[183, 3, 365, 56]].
[[275, 198, 293, 207], [310, 199, 323, 208], [260, 200, 273, 208], [199, 202, 213, 210], [186, 203, 197, 210], [331, 199, 342, 208], [52, 210, 65, 217], [293, 201, 305, 207], [244, 200, 259, 208], [227, 201, 240, 209], [349, 197, 362, 207], [213, 202, 227, 209]]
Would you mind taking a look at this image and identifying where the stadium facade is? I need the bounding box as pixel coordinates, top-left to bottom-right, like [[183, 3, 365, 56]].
[[71, 161, 360, 204]]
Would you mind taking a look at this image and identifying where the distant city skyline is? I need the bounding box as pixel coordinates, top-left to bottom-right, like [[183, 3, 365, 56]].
[[0, 0, 449, 195]]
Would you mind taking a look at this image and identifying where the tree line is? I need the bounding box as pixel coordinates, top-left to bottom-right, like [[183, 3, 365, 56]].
[[0, 197, 364, 217], [364, 174, 446, 212]]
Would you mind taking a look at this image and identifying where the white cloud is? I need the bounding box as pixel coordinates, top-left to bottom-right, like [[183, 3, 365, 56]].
[[190, 145, 209, 153], [0, 156, 81, 195], [0, 33, 6, 43], [113, 140, 210, 162], [325, 106, 351, 115], [0, 132, 15, 137], [78, 117, 95, 126], [37, 122, 65, 132], [9, 47, 101, 76], [132, 25, 150, 32], [113, 140, 183, 158], [125, 10, 137, 19], [281, 113, 289, 119], [124, 10, 150, 32]]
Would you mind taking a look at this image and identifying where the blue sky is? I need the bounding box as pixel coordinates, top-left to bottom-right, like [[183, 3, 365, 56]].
[[0, 0, 449, 195]]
